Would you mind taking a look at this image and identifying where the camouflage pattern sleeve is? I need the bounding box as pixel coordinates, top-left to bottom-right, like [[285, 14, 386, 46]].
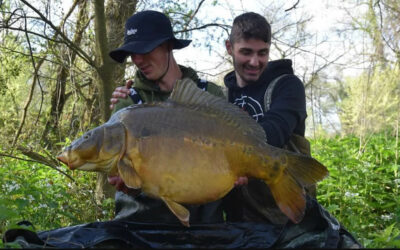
[[206, 82, 226, 99], [111, 96, 134, 115]]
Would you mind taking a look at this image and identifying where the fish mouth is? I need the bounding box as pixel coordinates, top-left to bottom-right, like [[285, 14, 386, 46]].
[[57, 151, 81, 170], [57, 151, 116, 173]]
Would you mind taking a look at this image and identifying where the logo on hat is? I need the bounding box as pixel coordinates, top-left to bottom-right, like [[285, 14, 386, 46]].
[[127, 28, 137, 36]]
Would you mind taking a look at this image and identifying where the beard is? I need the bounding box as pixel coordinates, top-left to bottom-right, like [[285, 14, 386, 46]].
[[232, 56, 265, 86]]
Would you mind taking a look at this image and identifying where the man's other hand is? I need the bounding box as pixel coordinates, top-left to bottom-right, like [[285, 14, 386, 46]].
[[234, 176, 248, 186], [107, 175, 141, 196], [109, 80, 133, 110]]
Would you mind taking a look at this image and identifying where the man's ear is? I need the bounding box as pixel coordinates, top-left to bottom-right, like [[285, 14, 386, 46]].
[[225, 40, 233, 55]]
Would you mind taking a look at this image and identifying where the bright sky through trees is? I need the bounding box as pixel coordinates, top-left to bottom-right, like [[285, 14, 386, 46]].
[[172, 0, 354, 80]]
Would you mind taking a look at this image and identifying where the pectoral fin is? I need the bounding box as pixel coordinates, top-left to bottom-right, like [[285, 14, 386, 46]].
[[161, 197, 190, 227], [117, 156, 141, 189]]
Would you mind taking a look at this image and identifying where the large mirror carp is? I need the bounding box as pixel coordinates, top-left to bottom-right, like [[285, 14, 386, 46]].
[[57, 78, 328, 227]]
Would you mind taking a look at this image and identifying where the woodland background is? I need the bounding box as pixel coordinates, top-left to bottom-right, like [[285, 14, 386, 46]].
[[0, 0, 399, 248]]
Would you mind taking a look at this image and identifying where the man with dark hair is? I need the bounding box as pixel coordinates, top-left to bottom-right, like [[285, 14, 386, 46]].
[[222, 12, 361, 248], [225, 12, 303, 149]]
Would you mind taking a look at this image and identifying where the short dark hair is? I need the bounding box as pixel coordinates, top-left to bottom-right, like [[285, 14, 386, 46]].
[[229, 12, 271, 44]]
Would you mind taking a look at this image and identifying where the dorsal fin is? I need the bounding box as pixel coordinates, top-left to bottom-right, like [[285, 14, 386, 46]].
[[169, 78, 267, 145]]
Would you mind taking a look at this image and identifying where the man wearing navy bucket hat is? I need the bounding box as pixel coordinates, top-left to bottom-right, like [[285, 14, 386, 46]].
[[109, 10, 191, 64], [107, 10, 225, 225]]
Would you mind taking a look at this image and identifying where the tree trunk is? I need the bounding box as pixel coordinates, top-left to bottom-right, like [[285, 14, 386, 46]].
[[40, 65, 68, 147], [92, 0, 137, 202], [93, 0, 136, 122]]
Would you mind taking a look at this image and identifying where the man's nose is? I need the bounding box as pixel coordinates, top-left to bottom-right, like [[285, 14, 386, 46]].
[[248, 55, 259, 67], [131, 54, 144, 64]]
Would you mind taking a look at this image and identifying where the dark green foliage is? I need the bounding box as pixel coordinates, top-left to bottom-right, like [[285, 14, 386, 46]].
[[0, 34, 28, 96], [312, 133, 400, 248], [0, 157, 114, 238]]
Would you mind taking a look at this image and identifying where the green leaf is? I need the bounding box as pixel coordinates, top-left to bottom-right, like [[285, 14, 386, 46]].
[[0, 205, 18, 220]]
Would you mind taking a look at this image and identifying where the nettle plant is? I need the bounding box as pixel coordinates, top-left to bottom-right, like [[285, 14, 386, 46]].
[[312, 133, 400, 248]]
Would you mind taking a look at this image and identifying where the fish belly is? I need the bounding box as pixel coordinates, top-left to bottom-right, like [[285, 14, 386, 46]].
[[128, 135, 237, 204]]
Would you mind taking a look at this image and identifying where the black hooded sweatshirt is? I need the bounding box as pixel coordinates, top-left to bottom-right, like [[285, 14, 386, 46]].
[[224, 59, 306, 148]]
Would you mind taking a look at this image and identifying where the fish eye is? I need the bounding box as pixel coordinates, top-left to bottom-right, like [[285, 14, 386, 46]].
[[83, 133, 91, 139]]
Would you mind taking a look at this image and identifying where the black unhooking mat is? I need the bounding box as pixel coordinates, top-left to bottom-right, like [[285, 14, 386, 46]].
[[2, 198, 362, 248], [3, 221, 283, 248]]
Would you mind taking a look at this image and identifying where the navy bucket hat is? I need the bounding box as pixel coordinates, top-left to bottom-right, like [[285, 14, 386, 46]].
[[109, 10, 192, 63]]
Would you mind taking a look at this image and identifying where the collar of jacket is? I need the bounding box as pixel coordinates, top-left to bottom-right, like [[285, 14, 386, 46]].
[[133, 65, 200, 93], [224, 59, 294, 90]]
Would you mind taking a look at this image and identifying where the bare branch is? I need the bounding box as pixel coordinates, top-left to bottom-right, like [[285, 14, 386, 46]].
[[273, 36, 337, 63], [0, 149, 75, 182], [17, 146, 76, 182], [60, 0, 81, 31], [175, 23, 231, 36], [285, 0, 300, 12], [0, 45, 59, 64], [10, 8, 45, 153], [0, 25, 64, 42], [20, 0, 94, 66], [304, 52, 347, 88], [181, 0, 206, 32], [11, 57, 45, 153], [375, 0, 400, 57], [21, 10, 45, 127]]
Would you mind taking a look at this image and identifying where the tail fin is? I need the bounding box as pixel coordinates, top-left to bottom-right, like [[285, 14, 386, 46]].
[[285, 154, 329, 187], [268, 154, 328, 224], [268, 169, 306, 224]]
